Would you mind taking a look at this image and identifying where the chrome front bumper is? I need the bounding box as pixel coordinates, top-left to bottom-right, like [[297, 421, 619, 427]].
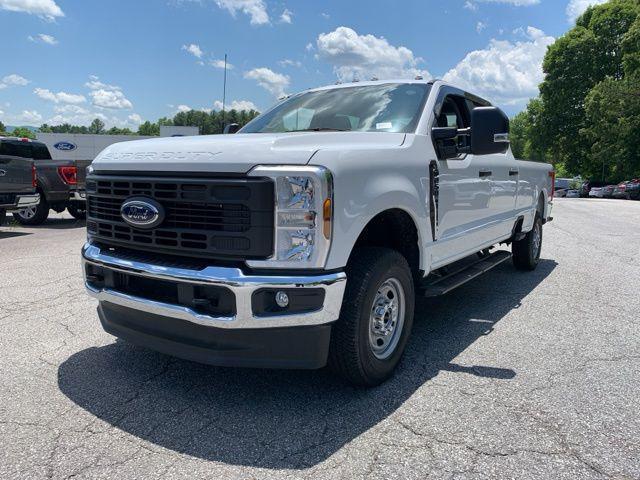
[[4, 193, 40, 211], [82, 243, 347, 330]]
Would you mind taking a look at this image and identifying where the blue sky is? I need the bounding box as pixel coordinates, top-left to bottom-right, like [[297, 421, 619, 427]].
[[0, 0, 607, 128]]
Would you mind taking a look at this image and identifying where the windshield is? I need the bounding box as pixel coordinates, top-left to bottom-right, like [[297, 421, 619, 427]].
[[240, 83, 431, 134]]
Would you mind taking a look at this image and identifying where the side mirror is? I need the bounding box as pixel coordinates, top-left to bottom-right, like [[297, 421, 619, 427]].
[[470, 107, 510, 155], [223, 123, 240, 134]]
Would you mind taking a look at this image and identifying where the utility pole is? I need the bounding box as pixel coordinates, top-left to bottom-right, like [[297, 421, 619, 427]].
[[222, 53, 227, 128]]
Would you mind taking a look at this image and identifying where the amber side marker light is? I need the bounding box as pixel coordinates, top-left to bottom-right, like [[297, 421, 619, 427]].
[[323, 198, 332, 240]]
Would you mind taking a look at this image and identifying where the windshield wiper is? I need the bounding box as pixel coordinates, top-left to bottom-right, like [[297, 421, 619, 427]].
[[290, 127, 351, 132]]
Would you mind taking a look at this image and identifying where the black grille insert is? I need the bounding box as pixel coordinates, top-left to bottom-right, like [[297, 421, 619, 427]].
[[86, 175, 274, 259]]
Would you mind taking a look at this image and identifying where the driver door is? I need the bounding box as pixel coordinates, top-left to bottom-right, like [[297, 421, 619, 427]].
[[430, 90, 493, 267]]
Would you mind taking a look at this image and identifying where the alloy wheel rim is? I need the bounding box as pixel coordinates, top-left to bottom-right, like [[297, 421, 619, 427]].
[[368, 277, 405, 360], [532, 222, 541, 258], [19, 207, 37, 219]]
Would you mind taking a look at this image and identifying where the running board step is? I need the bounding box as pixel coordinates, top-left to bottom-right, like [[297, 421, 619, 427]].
[[420, 250, 512, 298]]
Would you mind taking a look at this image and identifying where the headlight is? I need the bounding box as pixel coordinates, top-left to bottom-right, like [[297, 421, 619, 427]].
[[247, 165, 333, 269]]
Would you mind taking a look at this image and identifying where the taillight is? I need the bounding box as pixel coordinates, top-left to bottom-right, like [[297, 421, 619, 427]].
[[32, 164, 37, 188], [549, 171, 556, 200], [58, 166, 77, 185]]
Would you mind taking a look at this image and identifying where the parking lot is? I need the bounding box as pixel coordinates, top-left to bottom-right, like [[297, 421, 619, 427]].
[[0, 198, 638, 480]]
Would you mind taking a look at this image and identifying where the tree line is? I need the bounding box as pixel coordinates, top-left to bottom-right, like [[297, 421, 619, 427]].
[[510, 0, 640, 182], [0, 108, 260, 140]]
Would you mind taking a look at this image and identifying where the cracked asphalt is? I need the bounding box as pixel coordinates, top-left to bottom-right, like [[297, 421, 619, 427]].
[[0, 198, 639, 480]]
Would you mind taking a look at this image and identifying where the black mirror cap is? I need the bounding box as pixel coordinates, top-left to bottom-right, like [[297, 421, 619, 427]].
[[471, 106, 510, 156], [223, 123, 240, 134]]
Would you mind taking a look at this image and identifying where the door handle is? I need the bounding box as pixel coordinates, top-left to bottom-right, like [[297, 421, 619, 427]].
[[479, 170, 492, 178], [509, 169, 519, 176]]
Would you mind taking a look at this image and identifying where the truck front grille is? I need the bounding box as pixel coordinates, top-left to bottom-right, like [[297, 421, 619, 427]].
[[86, 175, 274, 260]]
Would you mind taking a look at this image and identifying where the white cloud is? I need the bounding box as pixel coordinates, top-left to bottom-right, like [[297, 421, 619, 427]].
[[128, 113, 143, 125], [278, 59, 302, 68], [89, 89, 133, 110], [28, 33, 58, 45], [213, 99, 259, 111], [443, 26, 555, 105], [13, 110, 42, 124], [215, 0, 269, 25], [182, 43, 203, 58], [34, 88, 86, 104], [316, 27, 429, 81], [464, 1, 478, 11], [280, 8, 292, 24], [244, 67, 290, 98], [85, 76, 133, 110], [176, 104, 191, 113], [0, 0, 63, 20], [210, 59, 234, 69], [46, 107, 142, 129], [566, 0, 607, 23], [321, 12, 330, 19], [476, 21, 487, 33], [306, 42, 314, 52], [1, 74, 30, 88]]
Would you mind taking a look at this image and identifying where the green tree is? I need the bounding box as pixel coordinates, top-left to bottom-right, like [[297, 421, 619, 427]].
[[10, 127, 35, 139], [137, 121, 160, 136], [89, 118, 106, 134], [0, 120, 5, 134]]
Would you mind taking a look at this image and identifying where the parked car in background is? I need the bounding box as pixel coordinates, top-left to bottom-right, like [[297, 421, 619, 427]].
[[566, 189, 580, 198], [0, 137, 40, 226], [581, 180, 607, 197], [11, 140, 91, 225], [612, 179, 640, 200], [554, 178, 571, 197], [589, 187, 605, 198], [601, 185, 617, 198]]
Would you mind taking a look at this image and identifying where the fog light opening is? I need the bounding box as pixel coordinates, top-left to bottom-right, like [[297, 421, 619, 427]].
[[275, 291, 290, 308]]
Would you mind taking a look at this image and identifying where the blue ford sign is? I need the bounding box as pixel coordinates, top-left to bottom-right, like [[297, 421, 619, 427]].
[[120, 197, 164, 229], [54, 141, 77, 151]]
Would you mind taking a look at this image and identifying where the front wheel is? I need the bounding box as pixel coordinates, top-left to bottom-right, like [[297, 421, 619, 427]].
[[13, 196, 49, 226], [329, 247, 415, 387], [513, 213, 542, 271]]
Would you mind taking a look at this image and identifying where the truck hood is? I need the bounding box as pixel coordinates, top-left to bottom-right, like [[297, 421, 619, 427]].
[[92, 132, 407, 174]]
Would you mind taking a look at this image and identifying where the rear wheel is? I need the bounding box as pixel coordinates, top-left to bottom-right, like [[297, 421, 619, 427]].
[[67, 202, 86, 220], [513, 212, 542, 271], [329, 247, 415, 387], [0, 209, 6, 226], [13, 196, 49, 226]]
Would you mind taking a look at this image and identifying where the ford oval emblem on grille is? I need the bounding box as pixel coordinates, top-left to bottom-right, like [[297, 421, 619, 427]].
[[120, 197, 164, 229]]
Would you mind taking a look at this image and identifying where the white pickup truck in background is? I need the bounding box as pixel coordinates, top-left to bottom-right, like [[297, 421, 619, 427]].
[[82, 80, 554, 386]]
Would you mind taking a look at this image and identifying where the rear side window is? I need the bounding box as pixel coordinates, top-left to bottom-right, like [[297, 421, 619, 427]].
[[0, 141, 33, 158], [32, 143, 52, 160]]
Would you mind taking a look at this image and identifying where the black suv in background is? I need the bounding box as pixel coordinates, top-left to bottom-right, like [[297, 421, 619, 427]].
[[6, 138, 91, 225]]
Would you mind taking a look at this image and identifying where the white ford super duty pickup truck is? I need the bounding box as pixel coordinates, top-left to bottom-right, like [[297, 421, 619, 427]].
[[82, 80, 554, 386]]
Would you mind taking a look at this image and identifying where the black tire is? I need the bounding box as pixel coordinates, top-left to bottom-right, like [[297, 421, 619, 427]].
[[513, 212, 542, 271], [67, 202, 87, 220], [13, 196, 49, 225], [329, 247, 415, 387], [0, 209, 6, 226]]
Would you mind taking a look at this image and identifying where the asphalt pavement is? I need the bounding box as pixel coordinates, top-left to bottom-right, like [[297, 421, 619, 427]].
[[0, 198, 639, 479]]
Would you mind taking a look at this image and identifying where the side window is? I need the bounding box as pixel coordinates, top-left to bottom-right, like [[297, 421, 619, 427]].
[[436, 95, 471, 129], [0, 141, 32, 158], [32, 143, 52, 160]]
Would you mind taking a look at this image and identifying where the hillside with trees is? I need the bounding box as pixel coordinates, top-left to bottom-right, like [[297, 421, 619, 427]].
[[511, 0, 640, 181]]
